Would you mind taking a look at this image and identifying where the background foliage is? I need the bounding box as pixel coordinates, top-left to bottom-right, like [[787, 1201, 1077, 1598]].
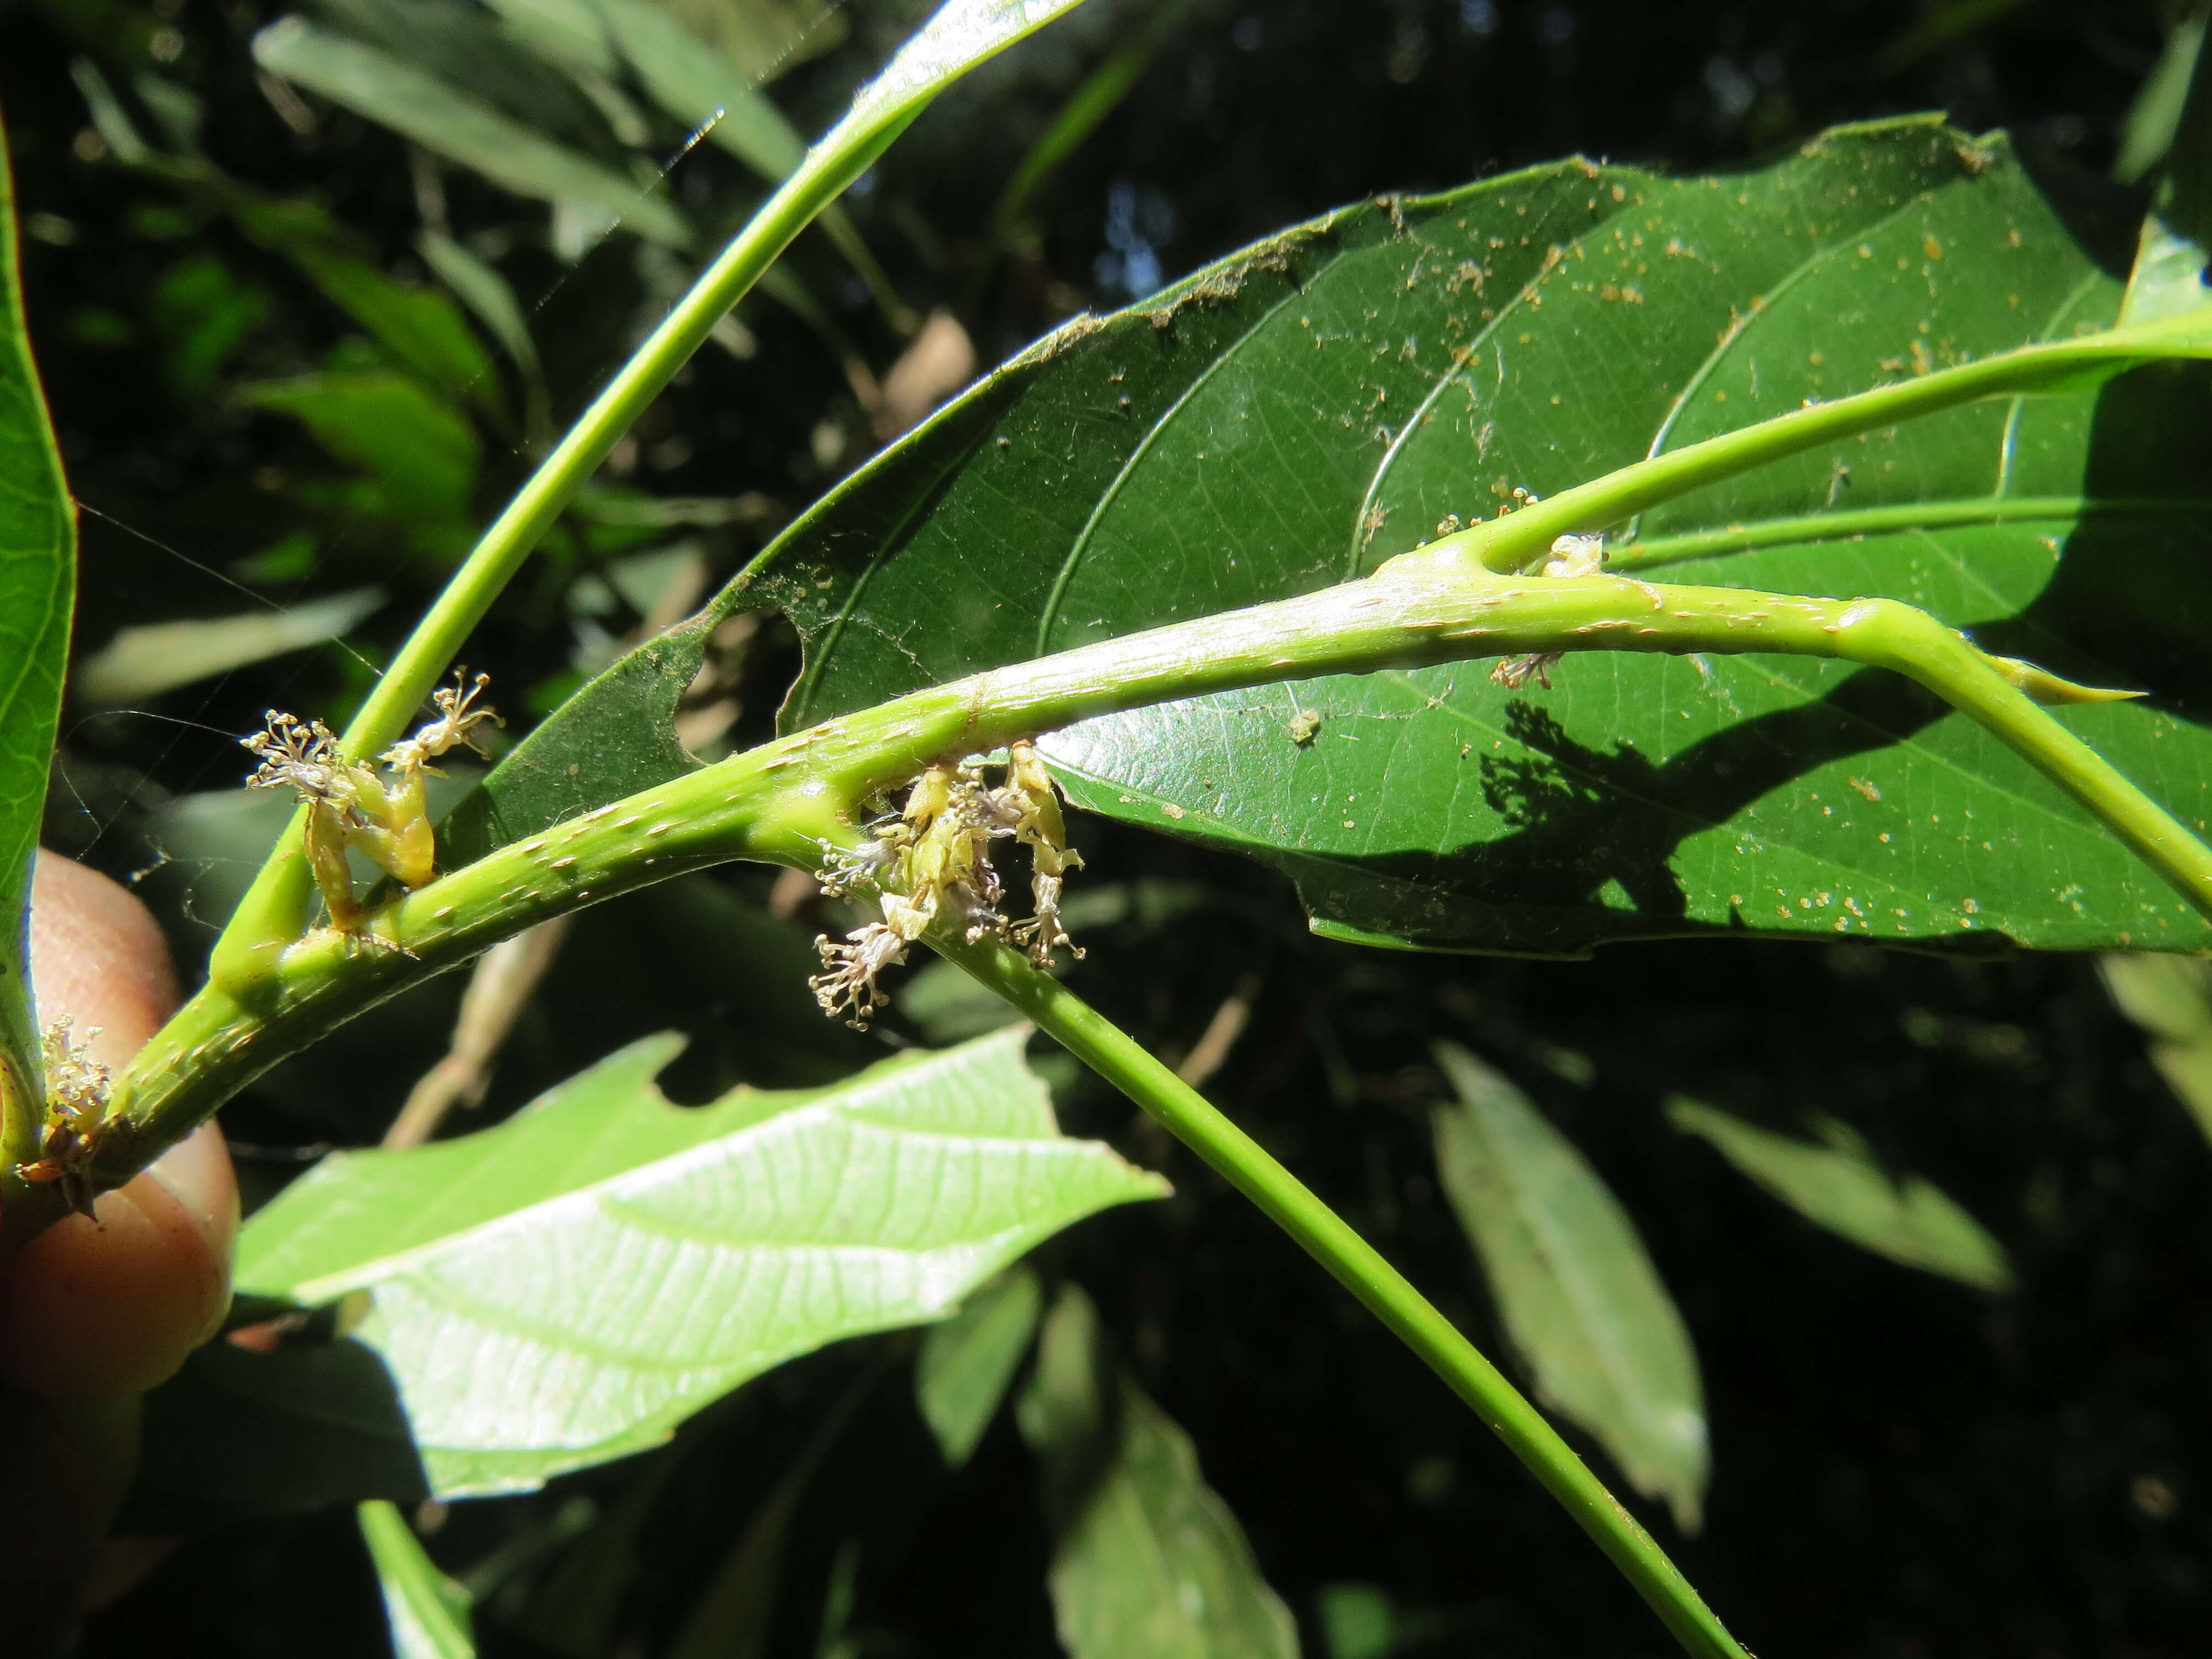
[[8, 0, 2212, 1655]]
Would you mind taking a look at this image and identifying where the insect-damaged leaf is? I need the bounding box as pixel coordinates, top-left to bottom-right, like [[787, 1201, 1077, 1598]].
[[1016, 1285, 1298, 1659], [0, 121, 74, 1163], [231, 1027, 1167, 1495], [1666, 1097, 2013, 1290], [732, 117, 2212, 957], [1431, 1043, 1707, 1531]]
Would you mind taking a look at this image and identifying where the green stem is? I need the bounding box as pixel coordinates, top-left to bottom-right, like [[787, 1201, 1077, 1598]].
[[48, 564, 2212, 1246], [935, 931, 1746, 1659], [206, 117, 919, 994], [1608, 495, 2212, 572], [1415, 310, 2212, 576]]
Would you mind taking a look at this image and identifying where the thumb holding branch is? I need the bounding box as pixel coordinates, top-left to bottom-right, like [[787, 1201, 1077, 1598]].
[[0, 854, 238, 1653]]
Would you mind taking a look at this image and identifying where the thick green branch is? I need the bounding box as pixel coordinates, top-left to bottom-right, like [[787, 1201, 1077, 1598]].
[[933, 930, 1747, 1659], [32, 560, 2205, 1247]]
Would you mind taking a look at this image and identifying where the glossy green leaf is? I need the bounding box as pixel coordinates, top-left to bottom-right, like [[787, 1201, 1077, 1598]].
[[0, 119, 74, 1153], [1016, 1285, 1298, 1659], [233, 1028, 1167, 1494], [916, 1261, 1042, 1466], [734, 118, 2212, 957], [1666, 1097, 2013, 1290], [1430, 1042, 1707, 1531], [360, 1500, 476, 1659], [74, 587, 385, 708], [253, 17, 690, 247]]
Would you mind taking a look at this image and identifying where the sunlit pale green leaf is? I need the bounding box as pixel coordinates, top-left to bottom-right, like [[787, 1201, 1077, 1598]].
[[1431, 1042, 1707, 1531], [253, 17, 689, 246], [732, 118, 2212, 957], [233, 1028, 1167, 1494], [1666, 1097, 2013, 1290], [359, 1500, 476, 1659], [917, 1261, 1042, 1465], [0, 120, 74, 1152], [74, 587, 386, 708], [1017, 1285, 1298, 1659]]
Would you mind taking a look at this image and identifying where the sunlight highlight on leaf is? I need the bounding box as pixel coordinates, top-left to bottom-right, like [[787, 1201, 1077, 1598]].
[[234, 1029, 1167, 1494]]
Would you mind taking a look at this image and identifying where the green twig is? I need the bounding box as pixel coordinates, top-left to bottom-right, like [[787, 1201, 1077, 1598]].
[[1608, 495, 2212, 573], [45, 563, 2212, 1244], [1411, 309, 2212, 579], [934, 931, 1748, 1659], [205, 114, 918, 994]]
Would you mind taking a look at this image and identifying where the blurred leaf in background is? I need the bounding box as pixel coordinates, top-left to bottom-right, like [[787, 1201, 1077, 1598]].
[[1431, 1042, 1708, 1532], [1667, 1098, 2013, 1290], [1018, 1284, 1299, 1659]]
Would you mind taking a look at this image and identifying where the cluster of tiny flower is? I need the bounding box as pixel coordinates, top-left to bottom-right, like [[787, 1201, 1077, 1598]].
[[810, 740, 1084, 1028], [14, 1017, 114, 1219], [1492, 533, 1609, 691], [242, 670, 502, 930]]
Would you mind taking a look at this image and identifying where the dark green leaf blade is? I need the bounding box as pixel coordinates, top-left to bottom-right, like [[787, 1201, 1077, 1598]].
[[0, 117, 75, 1156], [1666, 1097, 2013, 1290], [1431, 1043, 1707, 1531], [730, 118, 2212, 956], [232, 1028, 1168, 1495], [1016, 1284, 1298, 1659]]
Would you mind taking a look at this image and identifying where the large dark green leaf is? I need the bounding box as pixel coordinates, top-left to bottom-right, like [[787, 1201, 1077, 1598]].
[[732, 118, 2212, 956], [0, 118, 74, 1147], [231, 1027, 1167, 1495]]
